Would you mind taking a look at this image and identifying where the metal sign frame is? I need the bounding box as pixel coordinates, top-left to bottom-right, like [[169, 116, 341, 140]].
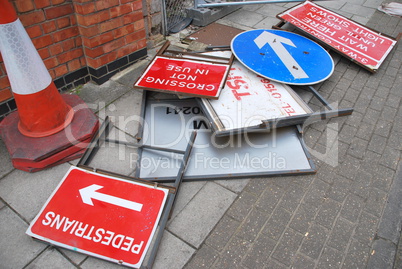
[[133, 41, 234, 99], [199, 82, 353, 136], [72, 117, 197, 268], [135, 94, 316, 182], [276, 0, 398, 72], [26, 166, 171, 268]]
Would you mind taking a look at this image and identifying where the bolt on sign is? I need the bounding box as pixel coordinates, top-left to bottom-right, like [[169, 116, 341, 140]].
[[26, 166, 169, 268], [277, 0, 397, 72]]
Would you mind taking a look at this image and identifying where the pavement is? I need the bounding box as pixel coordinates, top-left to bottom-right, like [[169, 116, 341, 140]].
[[0, 0, 401, 268]]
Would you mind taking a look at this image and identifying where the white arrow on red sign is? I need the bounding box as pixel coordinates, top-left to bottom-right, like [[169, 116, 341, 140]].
[[79, 184, 143, 212]]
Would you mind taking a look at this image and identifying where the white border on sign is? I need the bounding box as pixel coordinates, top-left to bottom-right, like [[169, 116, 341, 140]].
[[26, 166, 169, 268]]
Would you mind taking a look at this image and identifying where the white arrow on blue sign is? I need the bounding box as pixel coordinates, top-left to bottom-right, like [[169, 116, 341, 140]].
[[231, 29, 334, 85]]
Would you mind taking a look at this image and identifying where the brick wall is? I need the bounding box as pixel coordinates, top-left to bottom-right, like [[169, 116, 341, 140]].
[[0, 0, 148, 120]]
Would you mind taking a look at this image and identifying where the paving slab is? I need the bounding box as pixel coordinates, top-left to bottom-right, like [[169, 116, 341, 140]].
[[0, 207, 46, 268], [168, 182, 237, 248], [0, 0, 401, 268]]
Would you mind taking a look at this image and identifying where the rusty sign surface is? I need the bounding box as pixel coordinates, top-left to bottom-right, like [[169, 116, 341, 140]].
[[277, 1, 397, 72]]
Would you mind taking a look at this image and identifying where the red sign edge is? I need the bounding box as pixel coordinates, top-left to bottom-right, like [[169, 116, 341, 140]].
[[25, 166, 170, 268], [276, 0, 398, 73]]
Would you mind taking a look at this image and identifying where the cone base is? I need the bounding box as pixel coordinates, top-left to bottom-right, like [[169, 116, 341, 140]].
[[0, 94, 99, 172], [17, 105, 75, 138]]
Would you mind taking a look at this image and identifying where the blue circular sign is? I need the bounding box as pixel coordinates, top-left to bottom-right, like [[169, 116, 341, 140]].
[[231, 29, 334, 85]]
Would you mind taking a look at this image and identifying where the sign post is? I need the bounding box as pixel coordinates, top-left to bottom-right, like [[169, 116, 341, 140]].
[[277, 0, 397, 72], [231, 29, 334, 85], [26, 167, 169, 268]]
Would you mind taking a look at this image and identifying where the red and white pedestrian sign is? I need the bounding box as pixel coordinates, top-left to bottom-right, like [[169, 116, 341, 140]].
[[134, 56, 230, 99], [277, 1, 397, 72], [26, 166, 169, 268]]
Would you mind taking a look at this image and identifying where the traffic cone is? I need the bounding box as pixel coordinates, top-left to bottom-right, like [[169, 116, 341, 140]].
[[0, 0, 74, 137], [0, 0, 99, 172]]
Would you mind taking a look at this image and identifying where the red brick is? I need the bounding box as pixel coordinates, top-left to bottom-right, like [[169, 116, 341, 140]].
[[0, 88, 12, 103], [95, 0, 119, 11], [137, 38, 147, 49], [77, 25, 100, 38], [38, 47, 51, 59], [54, 64, 68, 77], [67, 58, 83, 72], [134, 19, 145, 31], [56, 17, 71, 29], [15, 0, 35, 12], [73, 2, 96, 15], [82, 32, 114, 48], [58, 48, 84, 64], [52, 0, 66, 5], [131, 0, 143, 11], [44, 57, 58, 69], [117, 43, 137, 58], [73, 0, 93, 3], [61, 39, 76, 51], [85, 46, 104, 58], [53, 27, 79, 42], [48, 69, 56, 79], [114, 24, 134, 39], [42, 21, 57, 34], [121, 0, 134, 3], [79, 57, 86, 66], [26, 25, 43, 38], [45, 4, 73, 20], [103, 37, 125, 53], [33, 35, 53, 49], [19, 10, 46, 26], [123, 11, 143, 25], [49, 43, 63, 56], [125, 29, 146, 44], [99, 17, 123, 33], [34, 0, 51, 9], [0, 76, 11, 89], [110, 4, 133, 18], [76, 10, 110, 26]]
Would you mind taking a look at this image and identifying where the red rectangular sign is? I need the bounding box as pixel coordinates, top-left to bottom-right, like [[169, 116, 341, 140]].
[[277, 1, 397, 72], [26, 167, 169, 268], [134, 56, 230, 99]]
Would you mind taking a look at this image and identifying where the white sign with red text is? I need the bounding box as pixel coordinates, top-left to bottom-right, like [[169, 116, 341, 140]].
[[201, 60, 312, 131], [277, 1, 397, 71], [26, 167, 169, 268]]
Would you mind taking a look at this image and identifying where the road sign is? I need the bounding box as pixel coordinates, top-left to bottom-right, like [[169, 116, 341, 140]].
[[134, 56, 230, 99], [277, 1, 397, 72], [231, 29, 334, 85], [26, 166, 169, 268]]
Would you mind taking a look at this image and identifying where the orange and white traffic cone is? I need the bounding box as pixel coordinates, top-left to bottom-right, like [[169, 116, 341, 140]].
[[0, 0, 74, 137], [0, 0, 99, 172]]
